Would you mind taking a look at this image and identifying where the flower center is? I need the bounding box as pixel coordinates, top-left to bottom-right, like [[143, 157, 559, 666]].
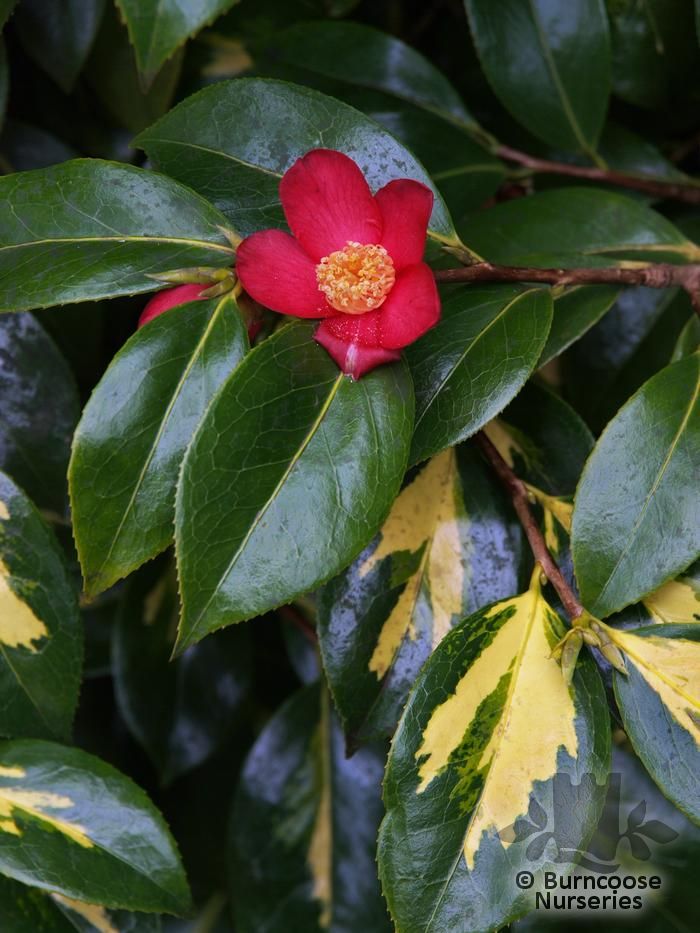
[[316, 242, 395, 314]]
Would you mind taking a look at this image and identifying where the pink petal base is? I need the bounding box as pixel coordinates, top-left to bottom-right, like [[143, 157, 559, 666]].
[[138, 284, 205, 328], [314, 325, 401, 380]]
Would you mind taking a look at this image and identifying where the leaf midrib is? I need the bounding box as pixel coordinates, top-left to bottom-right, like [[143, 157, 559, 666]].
[[0, 235, 233, 255], [183, 372, 344, 642]]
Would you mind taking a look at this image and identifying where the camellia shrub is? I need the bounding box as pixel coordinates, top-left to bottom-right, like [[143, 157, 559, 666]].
[[1, 1, 699, 931]]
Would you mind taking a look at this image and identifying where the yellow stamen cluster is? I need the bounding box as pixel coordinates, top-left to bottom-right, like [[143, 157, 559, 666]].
[[316, 242, 395, 314]]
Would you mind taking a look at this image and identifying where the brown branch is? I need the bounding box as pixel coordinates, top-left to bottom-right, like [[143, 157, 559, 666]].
[[434, 261, 700, 316], [474, 432, 584, 621], [496, 143, 700, 205]]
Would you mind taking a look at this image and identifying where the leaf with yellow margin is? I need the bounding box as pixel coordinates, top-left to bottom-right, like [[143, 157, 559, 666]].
[[230, 684, 392, 932], [378, 571, 610, 933], [642, 560, 700, 624], [319, 443, 524, 743], [0, 472, 82, 741], [611, 623, 700, 823], [0, 739, 191, 914]]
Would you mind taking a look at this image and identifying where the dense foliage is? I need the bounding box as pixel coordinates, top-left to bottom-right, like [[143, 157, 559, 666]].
[[0, 1, 699, 931]]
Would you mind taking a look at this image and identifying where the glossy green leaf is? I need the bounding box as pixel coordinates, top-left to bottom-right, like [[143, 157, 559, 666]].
[[0, 471, 81, 740], [135, 78, 458, 243], [14, 0, 105, 93], [408, 286, 553, 464], [0, 739, 191, 913], [462, 187, 700, 266], [672, 315, 700, 362], [485, 380, 594, 495], [0, 160, 234, 312], [378, 574, 610, 932], [5, 879, 164, 933], [0, 313, 79, 514], [542, 285, 619, 364], [611, 624, 700, 823], [572, 353, 700, 617], [319, 443, 526, 743], [0, 0, 16, 30], [598, 122, 690, 186], [230, 685, 391, 932], [609, 0, 700, 111], [116, 0, 239, 86], [565, 286, 692, 432], [70, 296, 248, 597], [369, 104, 505, 218], [175, 321, 413, 651], [0, 121, 79, 172], [262, 20, 475, 129], [113, 560, 252, 785], [465, 0, 610, 156], [86, 5, 184, 135]]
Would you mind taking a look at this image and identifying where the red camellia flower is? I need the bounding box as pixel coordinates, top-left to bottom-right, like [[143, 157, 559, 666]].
[[138, 283, 205, 328], [235, 149, 440, 379]]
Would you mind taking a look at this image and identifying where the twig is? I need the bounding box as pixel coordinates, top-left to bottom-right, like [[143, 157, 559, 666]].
[[473, 432, 584, 621], [496, 143, 700, 205], [434, 261, 700, 316]]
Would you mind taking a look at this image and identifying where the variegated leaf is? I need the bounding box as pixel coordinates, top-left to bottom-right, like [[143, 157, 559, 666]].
[[318, 443, 526, 743], [642, 560, 700, 624], [610, 624, 700, 823], [378, 570, 610, 932]]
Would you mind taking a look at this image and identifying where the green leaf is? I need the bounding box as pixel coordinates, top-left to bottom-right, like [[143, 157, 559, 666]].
[[116, 0, 240, 86], [565, 286, 692, 432], [461, 187, 700, 265], [610, 624, 700, 823], [0, 160, 234, 312], [319, 443, 526, 743], [0, 121, 78, 172], [465, 0, 610, 157], [378, 572, 610, 932], [598, 121, 690, 186], [408, 286, 553, 464], [261, 20, 476, 130], [0, 874, 163, 933], [0, 739, 191, 914], [86, 5, 183, 135], [230, 685, 391, 932], [642, 560, 700, 625], [70, 296, 248, 597], [542, 285, 619, 364], [484, 379, 594, 495], [609, 0, 700, 111], [672, 315, 700, 362], [113, 560, 252, 785], [0, 471, 82, 741], [14, 0, 105, 93], [175, 321, 413, 651], [0, 1, 16, 30], [572, 353, 700, 617], [0, 313, 80, 514], [135, 77, 459, 244]]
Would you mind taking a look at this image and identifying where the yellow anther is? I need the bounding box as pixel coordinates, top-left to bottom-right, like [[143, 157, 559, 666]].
[[316, 241, 395, 314]]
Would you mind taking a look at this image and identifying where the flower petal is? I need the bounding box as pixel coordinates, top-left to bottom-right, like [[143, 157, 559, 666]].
[[236, 229, 331, 318], [315, 315, 401, 379], [375, 179, 433, 269], [138, 284, 206, 328], [280, 149, 383, 261], [378, 263, 441, 349]]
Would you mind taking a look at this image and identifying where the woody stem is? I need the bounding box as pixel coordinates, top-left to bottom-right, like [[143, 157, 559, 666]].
[[495, 143, 700, 206], [434, 261, 700, 316], [473, 431, 584, 622]]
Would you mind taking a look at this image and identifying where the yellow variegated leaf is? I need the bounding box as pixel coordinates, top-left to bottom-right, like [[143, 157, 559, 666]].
[[359, 448, 466, 678], [642, 565, 700, 624], [609, 626, 700, 739], [0, 764, 93, 847], [611, 623, 700, 823], [51, 895, 119, 933], [0, 556, 49, 652], [414, 568, 577, 867]]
